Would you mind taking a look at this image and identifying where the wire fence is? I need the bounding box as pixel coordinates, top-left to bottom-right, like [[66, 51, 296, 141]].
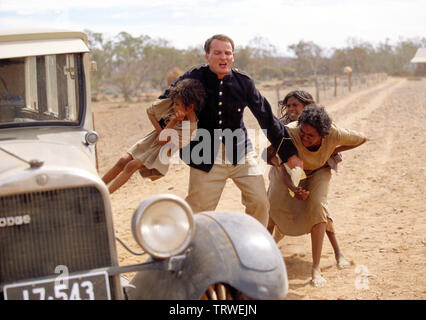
[[261, 73, 388, 116]]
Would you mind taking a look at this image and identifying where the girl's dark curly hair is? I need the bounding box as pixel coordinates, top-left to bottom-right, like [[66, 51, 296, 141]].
[[297, 104, 332, 137], [169, 78, 206, 114], [279, 90, 315, 120]]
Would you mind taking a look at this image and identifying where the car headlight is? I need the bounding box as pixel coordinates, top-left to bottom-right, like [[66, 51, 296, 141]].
[[131, 194, 195, 259]]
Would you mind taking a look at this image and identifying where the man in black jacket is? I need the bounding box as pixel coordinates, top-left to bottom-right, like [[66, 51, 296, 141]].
[[159, 34, 301, 226]]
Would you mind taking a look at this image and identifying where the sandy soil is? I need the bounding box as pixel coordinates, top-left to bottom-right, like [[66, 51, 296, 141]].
[[93, 77, 426, 300]]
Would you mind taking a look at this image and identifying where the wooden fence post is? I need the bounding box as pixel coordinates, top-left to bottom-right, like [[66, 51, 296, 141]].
[[315, 77, 320, 103], [276, 84, 280, 116], [343, 66, 353, 93], [348, 73, 352, 92], [334, 74, 337, 97]]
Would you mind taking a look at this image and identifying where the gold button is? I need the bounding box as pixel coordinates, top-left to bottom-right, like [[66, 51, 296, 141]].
[[219, 102, 222, 106], [219, 91, 222, 96]]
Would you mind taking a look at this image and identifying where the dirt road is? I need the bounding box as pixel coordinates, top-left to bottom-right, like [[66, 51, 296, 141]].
[[94, 77, 426, 300]]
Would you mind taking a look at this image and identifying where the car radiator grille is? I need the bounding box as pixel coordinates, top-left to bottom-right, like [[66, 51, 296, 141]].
[[0, 186, 112, 286]]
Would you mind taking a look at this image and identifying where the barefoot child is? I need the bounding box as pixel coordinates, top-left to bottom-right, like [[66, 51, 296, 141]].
[[267, 90, 350, 270], [102, 78, 205, 194], [268, 104, 367, 286]]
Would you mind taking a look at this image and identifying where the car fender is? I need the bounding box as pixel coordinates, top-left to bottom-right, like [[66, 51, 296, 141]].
[[125, 211, 288, 300]]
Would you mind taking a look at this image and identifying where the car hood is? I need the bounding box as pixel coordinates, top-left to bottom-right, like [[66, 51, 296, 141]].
[[0, 128, 97, 179]]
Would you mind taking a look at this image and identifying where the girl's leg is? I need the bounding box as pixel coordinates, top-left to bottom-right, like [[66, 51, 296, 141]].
[[273, 226, 285, 244], [326, 229, 351, 269], [108, 158, 144, 194], [102, 153, 133, 185], [267, 217, 285, 244], [311, 222, 327, 287], [267, 216, 275, 234]]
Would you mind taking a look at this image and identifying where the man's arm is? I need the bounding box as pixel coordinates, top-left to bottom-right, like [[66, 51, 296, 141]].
[[245, 79, 301, 167]]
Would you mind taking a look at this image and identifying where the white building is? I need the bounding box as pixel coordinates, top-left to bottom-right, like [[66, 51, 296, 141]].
[[410, 48, 426, 76]]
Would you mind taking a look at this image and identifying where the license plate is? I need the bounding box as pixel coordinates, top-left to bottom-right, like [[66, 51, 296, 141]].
[[3, 271, 111, 300]]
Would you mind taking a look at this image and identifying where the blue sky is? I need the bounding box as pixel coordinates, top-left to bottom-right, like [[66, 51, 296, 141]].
[[1, 0, 425, 55]]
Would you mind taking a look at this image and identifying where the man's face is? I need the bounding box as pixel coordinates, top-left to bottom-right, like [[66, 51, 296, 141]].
[[205, 39, 235, 79]]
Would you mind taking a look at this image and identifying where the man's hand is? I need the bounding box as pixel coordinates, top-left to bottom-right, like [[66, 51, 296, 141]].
[[287, 154, 303, 169]]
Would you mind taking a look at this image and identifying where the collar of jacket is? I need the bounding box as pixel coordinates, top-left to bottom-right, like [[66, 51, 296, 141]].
[[205, 66, 234, 83]]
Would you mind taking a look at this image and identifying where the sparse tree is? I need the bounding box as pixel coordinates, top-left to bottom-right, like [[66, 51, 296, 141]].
[[85, 29, 113, 95], [85, 30, 426, 94], [288, 40, 324, 77], [109, 32, 152, 101]]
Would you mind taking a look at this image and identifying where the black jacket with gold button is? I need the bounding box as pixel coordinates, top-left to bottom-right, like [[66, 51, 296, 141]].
[[159, 64, 297, 172]]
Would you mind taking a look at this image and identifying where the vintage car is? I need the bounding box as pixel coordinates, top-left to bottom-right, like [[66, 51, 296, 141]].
[[0, 29, 288, 300]]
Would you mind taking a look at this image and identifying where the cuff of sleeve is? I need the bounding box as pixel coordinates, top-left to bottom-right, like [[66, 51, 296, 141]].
[[276, 137, 297, 163]]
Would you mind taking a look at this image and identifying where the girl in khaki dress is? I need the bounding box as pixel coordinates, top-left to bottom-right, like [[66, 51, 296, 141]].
[[268, 104, 367, 287], [268, 90, 348, 270], [102, 79, 205, 194]]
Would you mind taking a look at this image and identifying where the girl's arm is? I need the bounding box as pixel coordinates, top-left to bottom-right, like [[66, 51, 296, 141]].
[[266, 145, 281, 166], [147, 107, 181, 146], [333, 126, 368, 154], [186, 111, 197, 123], [333, 137, 367, 154], [177, 113, 198, 149], [157, 116, 180, 146], [147, 110, 163, 135], [279, 165, 310, 201], [279, 165, 296, 192]]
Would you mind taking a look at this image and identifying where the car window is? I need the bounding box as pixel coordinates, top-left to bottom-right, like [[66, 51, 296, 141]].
[[0, 53, 83, 127]]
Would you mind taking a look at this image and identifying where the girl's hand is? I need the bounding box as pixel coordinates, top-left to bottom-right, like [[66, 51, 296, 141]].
[[174, 109, 186, 121], [294, 187, 310, 200], [331, 152, 342, 163]]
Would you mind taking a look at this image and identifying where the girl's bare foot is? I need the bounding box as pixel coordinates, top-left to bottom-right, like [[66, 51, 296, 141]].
[[311, 267, 326, 287], [336, 254, 351, 269]]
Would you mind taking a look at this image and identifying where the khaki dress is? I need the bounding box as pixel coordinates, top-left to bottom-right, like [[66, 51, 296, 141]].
[[128, 98, 197, 179], [268, 121, 366, 236]]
